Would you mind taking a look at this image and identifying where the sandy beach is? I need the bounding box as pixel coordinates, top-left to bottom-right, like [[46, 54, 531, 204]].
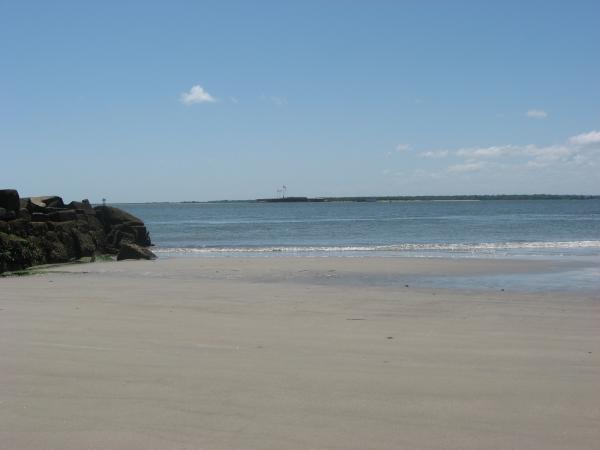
[[1, 257, 599, 449]]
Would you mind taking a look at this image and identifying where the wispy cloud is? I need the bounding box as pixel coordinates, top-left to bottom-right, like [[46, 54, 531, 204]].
[[271, 96, 287, 106], [448, 130, 600, 171], [412, 168, 442, 179], [181, 85, 216, 104], [261, 95, 287, 106], [569, 130, 600, 146], [456, 145, 516, 158], [526, 109, 548, 119], [386, 143, 411, 157], [383, 131, 598, 192], [447, 161, 486, 173], [419, 150, 448, 159]]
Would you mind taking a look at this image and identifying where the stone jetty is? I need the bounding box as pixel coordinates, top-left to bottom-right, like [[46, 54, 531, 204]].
[[0, 189, 155, 273]]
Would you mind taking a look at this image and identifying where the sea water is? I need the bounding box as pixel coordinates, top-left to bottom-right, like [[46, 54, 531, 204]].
[[116, 199, 600, 259], [115, 200, 600, 292]]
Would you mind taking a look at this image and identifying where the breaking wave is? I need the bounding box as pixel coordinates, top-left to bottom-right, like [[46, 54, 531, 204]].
[[154, 240, 600, 256]]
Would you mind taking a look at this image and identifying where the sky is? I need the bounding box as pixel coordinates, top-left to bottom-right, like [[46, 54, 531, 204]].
[[1, 0, 599, 202]]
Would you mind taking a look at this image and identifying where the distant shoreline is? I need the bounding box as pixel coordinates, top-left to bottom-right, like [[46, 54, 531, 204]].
[[176, 194, 600, 204]]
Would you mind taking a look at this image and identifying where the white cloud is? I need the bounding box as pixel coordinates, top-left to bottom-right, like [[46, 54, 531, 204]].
[[384, 130, 598, 193], [412, 168, 442, 179], [181, 85, 216, 104], [419, 150, 449, 159], [456, 145, 516, 158], [444, 130, 600, 173], [526, 109, 548, 119], [447, 161, 486, 173], [569, 130, 600, 146], [526, 145, 576, 167]]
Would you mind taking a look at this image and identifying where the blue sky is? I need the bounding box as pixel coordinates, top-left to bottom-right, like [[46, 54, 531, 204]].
[[1, 0, 599, 202]]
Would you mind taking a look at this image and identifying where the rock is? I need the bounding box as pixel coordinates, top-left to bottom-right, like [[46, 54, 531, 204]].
[[117, 242, 157, 261], [95, 206, 144, 227], [45, 238, 70, 262], [0, 189, 20, 212], [86, 216, 107, 249], [72, 228, 96, 257], [31, 212, 48, 222], [95, 206, 151, 247], [25, 196, 66, 213], [67, 199, 93, 211], [128, 225, 151, 246], [0, 231, 45, 272], [23, 199, 43, 213], [30, 222, 49, 236], [8, 218, 30, 237], [0, 209, 16, 221], [52, 222, 81, 258], [18, 208, 31, 221], [48, 209, 78, 222], [0, 189, 153, 273]]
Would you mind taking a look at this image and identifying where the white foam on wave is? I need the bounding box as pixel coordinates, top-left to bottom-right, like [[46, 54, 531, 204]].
[[154, 240, 600, 255]]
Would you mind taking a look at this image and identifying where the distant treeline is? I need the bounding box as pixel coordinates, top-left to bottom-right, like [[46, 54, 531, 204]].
[[181, 194, 599, 204]]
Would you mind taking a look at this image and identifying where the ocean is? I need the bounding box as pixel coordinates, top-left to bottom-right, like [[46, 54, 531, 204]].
[[116, 199, 600, 259]]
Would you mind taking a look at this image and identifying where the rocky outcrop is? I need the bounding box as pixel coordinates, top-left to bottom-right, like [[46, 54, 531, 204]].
[[95, 206, 152, 248], [0, 189, 156, 273], [117, 242, 157, 261]]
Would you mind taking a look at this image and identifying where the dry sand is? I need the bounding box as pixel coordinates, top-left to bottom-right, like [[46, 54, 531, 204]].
[[1, 257, 599, 449]]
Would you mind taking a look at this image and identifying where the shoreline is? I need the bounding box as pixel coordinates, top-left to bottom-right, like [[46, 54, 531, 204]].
[[5, 253, 600, 294], [83, 254, 600, 294]]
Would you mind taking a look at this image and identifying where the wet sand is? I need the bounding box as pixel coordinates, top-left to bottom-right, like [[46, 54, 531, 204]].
[[1, 257, 599, 449]]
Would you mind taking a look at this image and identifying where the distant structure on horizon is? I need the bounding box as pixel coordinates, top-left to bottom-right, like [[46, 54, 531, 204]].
[[276, 185, 287, 199], [257, 185, 313, 202], [256, 196, 310, 203]]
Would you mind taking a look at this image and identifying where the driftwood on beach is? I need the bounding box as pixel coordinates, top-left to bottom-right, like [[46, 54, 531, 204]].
[[0, 189, 155, 273]]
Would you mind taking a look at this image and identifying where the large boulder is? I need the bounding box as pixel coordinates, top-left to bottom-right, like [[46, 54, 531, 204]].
[[0, 189, 20, 212], [67, 199, 93, 210], [67, 200, 96, 215], [95, 206, 151, 247], [117, 242, 156, 261], [30, 196, 65, 209], [95, 206, 144, 227]]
